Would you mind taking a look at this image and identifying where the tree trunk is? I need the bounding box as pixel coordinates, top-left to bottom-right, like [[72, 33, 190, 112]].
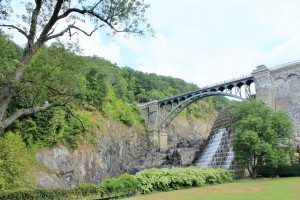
[[249, 166, 258, 179], [0, 49, 38, 130]]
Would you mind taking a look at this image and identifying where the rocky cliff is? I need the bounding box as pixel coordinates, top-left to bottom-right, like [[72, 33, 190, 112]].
[[35, 119, 148, 188], [35, 116, 212, 188]]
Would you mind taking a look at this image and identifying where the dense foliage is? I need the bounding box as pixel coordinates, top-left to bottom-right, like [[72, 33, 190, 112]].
[[135, 167, 233, 194], [231, 99, 294, 179], [0, 174, 136, 200], [0, 132, 33, 191], [0, 167, 233, 199]]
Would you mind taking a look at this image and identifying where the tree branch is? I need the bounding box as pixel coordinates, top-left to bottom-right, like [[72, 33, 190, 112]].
[[38, 0, 64, 42], [0, 102, 64, 134], [91, 0, 104, 11], [56, 6, 141, 35], [45, 23, 99, 41], [64, 106, 86, 131], [27, 0, 42, 47], [0, 39, 10, 56], [0, 24, 29, 39], [21, 79, 72, 96]]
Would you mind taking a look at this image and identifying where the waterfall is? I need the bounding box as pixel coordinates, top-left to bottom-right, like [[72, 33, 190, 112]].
[[195, 128, 234, 169], [222, 147, 234, 169]]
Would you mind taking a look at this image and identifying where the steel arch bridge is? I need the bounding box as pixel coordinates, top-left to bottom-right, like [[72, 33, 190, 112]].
[[157, 75, 255, 128], [138, 61, 300, 149]]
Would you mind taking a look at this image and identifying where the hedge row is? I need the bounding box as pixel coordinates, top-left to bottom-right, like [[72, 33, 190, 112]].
[[259, 163, 300, 177], [0, 186, 101, 200], [0, 174, 136, 200], [136, 167, 233, 194], [0, 167, 233, 199]]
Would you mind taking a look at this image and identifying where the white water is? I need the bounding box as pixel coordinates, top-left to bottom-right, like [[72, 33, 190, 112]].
[[222, 147, 234, 169], [196, 128, 226, 167], [196, 128, 234, 169]]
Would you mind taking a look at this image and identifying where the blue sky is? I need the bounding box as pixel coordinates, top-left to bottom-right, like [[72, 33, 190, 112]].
[[77, 0, 300, 87], [6, 0, 300, 87]]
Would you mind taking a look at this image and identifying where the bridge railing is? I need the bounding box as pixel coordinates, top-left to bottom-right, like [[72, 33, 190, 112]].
[[200, 74, 253, 89], [158, 74, 254, 102]]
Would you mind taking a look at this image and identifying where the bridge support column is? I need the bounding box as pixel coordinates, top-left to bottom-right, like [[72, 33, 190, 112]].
[[148, 130, 160, 148], [138, 101, 168, 149], [159, 127, 168, 149]]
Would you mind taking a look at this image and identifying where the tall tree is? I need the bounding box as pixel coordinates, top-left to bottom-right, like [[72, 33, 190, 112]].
[[231, 99, 294, 179], [0, 0, 152, 133]]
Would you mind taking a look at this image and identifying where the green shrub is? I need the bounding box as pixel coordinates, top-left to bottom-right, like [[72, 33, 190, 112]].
[[0, 168, 233, 198], [0, 186, 105, 200], [135, 167, 233, 194], [101, 173, 139, 197], [0, 132, 34, 191], [259, 163, 300, 177]]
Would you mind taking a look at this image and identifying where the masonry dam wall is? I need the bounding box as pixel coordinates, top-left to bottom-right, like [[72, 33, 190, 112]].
[[253, 62, 300, 140]]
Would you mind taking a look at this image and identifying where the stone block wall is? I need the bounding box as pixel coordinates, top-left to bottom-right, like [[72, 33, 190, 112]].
[[253, 62, 300, 138]]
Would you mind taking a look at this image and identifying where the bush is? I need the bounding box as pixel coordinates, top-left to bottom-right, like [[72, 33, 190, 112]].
[[0, 174, 138, 199], [0, 132, 34, 191], [101, 173, 139, 197], [0, 186, 104, 200], [259, 163, 300, 177], [0, 168, 233, 198], [135, 167, 233, 194]]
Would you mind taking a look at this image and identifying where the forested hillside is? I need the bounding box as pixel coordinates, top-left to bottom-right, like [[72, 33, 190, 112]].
[[0, 29, 233, 190], [0, 30, 231, 148]]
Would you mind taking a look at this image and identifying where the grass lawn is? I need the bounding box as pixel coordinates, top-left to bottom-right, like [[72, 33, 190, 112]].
[[125, 177, 300, 200]]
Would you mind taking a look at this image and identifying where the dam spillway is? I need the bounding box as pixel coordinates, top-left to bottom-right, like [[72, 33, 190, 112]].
[[195, 106, 234, 169]]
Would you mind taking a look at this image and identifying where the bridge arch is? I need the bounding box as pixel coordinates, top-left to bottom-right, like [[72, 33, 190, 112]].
[[159, 91, 244, 127]]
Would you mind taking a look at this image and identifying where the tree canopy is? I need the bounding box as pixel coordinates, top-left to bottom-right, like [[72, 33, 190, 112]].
[[0, 0, 152, 133], [231, 99, 294, 179]]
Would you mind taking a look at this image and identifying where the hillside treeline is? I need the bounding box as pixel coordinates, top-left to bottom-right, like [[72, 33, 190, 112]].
[[0, 31, 230, 148]]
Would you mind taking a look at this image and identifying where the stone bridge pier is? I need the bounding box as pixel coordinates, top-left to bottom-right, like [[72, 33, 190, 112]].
[[138, 101, 168, 149]]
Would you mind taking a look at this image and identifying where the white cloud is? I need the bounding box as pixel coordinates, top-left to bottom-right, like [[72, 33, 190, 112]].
[[6, 0, 300, 87], [78, 32, 121, 64], [58, 22, 122, 64], [109, 0, 300, 86]]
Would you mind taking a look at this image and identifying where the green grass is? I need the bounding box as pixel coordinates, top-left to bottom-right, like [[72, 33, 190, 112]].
[[125, 177, 300, 200]]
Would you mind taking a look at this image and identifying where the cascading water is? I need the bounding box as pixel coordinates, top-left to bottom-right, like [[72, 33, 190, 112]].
[[195, 127, 234, 169], [223, 147, 234, 169], [195, 106, 235, 169], [196, 128, 225, 167]]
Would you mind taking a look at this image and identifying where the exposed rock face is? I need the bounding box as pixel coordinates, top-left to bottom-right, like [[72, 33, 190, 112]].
[[168, 117, 213, 146], [35, 171, 62, 189], [35, 117, 210, 188], [142, 117, 211, 169], [143, 138, 205, 168], [35, 120, 149, 188]]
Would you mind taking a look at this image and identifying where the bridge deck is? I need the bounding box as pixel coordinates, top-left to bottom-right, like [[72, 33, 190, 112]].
[[158, 74, 254, 104]]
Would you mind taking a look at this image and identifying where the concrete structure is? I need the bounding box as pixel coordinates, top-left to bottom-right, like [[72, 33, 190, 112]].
[[139, 60, 300, 149]]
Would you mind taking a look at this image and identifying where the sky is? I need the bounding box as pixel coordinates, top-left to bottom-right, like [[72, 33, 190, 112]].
[[6, 0, 300, 87]]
